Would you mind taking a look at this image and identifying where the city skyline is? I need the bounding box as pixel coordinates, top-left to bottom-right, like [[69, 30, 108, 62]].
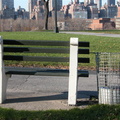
[[14, 0, 117, 11], [14, 0, 71, 11]]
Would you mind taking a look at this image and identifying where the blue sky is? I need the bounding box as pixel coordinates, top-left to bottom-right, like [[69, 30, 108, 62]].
[[14, 0, 72, 10], [14, 0, 109, 11]]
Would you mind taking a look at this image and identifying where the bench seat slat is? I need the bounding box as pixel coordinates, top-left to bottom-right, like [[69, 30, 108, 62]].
[[78, 49, 89, 54], [78, 42, 89, 47], [4, 40, 89, 47], [5, 67, 89, 77], [3, 40, 69, 46], [4, 47, 70, 54], [78, 58, 90, 63], [4, 47, 89, 54], [4, 55, 69, 62], [4, 55, 90, 63]]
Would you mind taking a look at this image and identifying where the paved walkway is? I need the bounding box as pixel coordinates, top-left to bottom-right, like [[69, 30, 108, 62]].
[[0, 71, 97, 111], [61, 31, 120, 38]]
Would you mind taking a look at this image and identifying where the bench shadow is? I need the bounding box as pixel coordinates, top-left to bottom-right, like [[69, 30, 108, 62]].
[[4, 91, 98, 105]]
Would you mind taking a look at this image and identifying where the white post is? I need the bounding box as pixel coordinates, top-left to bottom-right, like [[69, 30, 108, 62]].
[[68, 38, 78, 105], [0, 36, 7, 103]]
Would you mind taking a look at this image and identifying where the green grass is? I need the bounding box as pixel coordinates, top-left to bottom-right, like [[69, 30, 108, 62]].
[[1, 31, 120, 69], [0, 104, 120, 120], [1, 31, 120, 53]]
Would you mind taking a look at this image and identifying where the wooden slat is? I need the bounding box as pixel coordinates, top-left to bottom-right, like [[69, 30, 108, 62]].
[[78, 49, 89, 54], [3, 55, 69, 62], [5, 67, 89, 77], [3, 40, 69, 46], [5, 67, 69, 76], [78, 58, 90, 63], [78, 70, 89, 77], [79, 42, 89, 47], [4, 47, 70, 54], [4, 40, 89, 47], [4, 55, 90, 63], [4, 47, 89, 54]]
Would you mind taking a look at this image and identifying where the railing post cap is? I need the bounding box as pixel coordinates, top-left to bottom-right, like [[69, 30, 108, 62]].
[[70, 38, 78, 46]]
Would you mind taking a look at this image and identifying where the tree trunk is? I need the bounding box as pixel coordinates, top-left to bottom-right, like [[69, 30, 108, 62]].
[[42, 0, 49, 30]]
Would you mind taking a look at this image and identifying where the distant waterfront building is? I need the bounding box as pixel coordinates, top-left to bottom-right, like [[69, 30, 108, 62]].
[[116, 18, 120, 29], [0, 0, 14, 10], [107, 0, 115, 5], [28, 0, 37, 13], [15, 6, 29, 19], [0, 0, 14, 19], [95, 0, 102, 10], [87, 3, 98, 19], [84, 0, 94, 6], [107, 5, 117, 18], [49, 0, 62, 11], [74, 0, 79, 4], [28, 0, 37, 19], [61, 1, 87, 19], [99, 5, 117, 18], [89, 18, 115, 30], [29, 0, 45, 20]]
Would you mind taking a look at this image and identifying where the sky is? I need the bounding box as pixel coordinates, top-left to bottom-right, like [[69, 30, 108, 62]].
[[14, 0, 77, 11], [14, 0, 110, 11]]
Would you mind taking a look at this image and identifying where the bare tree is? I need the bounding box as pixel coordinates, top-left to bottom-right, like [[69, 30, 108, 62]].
[[41, 0, 49, 30], [65, 18, 91, 31], [103, 22, 115, 30]]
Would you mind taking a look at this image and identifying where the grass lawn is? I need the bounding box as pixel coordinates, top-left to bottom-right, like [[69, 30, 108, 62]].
[[0, 104, 120, 120], [1, 31, 120, 53], [1, 31, 120, 69]]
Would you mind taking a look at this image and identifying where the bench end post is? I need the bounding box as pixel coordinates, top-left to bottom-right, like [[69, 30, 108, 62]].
[[68, 37, 79, 106], [0, 36, 7, 103]]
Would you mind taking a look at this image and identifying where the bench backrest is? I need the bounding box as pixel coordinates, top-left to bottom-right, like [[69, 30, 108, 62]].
[[3, 39, 89, 65]]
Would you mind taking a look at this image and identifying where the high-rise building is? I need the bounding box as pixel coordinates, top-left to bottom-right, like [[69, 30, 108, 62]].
[[84, 0, 94, 6], [74, 0, 79, 4], [49, 0, 62, 11], [0, 0, 14, 19], [28, 0, 37, 19], [84, 0, 88, 6], [0, 0, 14, 10], [95, 0, 102, 10], [107, 0, 115, 5], [28, 0, 37, 13]]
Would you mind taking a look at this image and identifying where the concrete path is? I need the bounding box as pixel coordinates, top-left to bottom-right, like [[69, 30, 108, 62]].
[[0, 71, 97, 111], [61, 31, 120, 38]]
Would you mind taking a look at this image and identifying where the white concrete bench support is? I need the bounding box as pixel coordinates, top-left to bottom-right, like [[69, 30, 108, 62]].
[[68, 38, 79, 105], [0, 36, 8, 103]]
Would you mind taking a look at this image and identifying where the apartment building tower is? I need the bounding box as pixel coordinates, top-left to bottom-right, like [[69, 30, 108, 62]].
[[107, 0, 115, 5], [49, 0, 62, 11], [28, 0, 37, 14], [95, 0, 102, 10], [0, 0, 14, 10], [74, 0, 79, 4], [84, 0, 94, 6], [0, 0, 14, 19]]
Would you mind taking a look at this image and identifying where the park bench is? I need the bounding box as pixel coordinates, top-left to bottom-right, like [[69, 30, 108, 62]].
[[0, 37, 90, 105]]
